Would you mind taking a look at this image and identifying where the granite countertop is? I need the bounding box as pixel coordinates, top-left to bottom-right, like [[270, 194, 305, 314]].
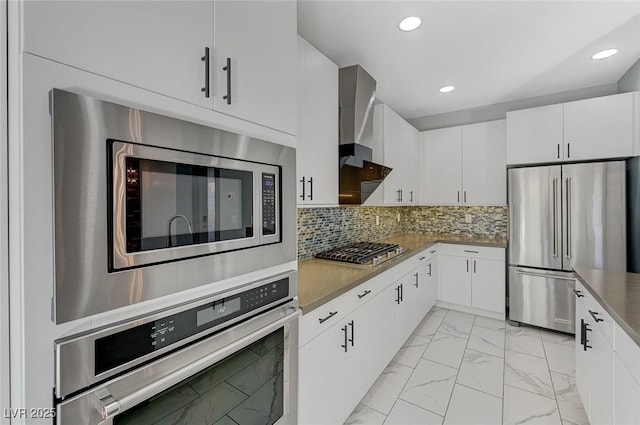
[[298, 233, 507, 314], [574, 268, 640, 346]]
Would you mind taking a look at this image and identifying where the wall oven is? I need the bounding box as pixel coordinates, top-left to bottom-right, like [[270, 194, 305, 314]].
[[54, 271, 299, 425], [51, 89, 296, 323]]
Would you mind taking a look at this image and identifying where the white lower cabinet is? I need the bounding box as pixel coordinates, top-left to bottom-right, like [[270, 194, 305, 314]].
[[298, 248, 437, 424], [575, 280, 640, 425], [439, 244, 505, 316]]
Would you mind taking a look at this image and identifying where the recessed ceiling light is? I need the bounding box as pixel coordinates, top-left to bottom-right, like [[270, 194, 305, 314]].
[[439, 85, 455, 93], [398, 16, 421, 32], [592, 48, 618, 60]]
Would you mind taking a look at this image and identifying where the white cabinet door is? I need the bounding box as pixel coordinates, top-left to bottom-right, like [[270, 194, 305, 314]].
[[296, 37, 338, 206], [213, 0, 297, 135], [298, 323, 348, 425], [367, 285, 400, 375], [470, 258, 505, 314], [575, 300, 591, 417], [506, 104, 563, 165], [589, 327, 614, 425], [406, 263, 430, 332], [462, 120, 506, 205], [380, 105, 421, 205], [615, 355, 640, 425], [440, 255, 471, 306], [564, 92, 635, 161], [23, 1, 214, 108], [425, 253, 438, 313], [423, 127, 462, 205]]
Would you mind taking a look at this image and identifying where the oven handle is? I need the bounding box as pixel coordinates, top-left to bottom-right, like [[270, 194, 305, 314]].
[[95, 307, 300, 422]]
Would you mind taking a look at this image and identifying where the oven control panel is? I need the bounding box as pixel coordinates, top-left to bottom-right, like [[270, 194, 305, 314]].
[[95, 277, 289, 375], [262, 173, 277, 235]]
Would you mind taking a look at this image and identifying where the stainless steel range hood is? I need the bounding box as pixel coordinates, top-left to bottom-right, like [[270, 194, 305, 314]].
[[339, 65, 392, 204]]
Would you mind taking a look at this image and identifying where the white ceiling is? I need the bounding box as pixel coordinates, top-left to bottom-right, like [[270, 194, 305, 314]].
[[298, 1, 640, 120]]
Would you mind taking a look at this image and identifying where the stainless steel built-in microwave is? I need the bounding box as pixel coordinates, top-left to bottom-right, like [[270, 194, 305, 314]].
[[51, 89, 296, 324]]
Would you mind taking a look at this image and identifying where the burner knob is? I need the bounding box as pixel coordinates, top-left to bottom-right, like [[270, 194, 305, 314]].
[[372, 256, 381, 265], [396, 247, 404, 254], [387, 251, 393, 258]]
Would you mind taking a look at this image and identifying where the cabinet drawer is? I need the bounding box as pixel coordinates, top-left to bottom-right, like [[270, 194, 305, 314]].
[[300, 296, 350, 347], [584, 295, 615, 348], [615, 323, 640, 386], [441, 243, 504, 260]]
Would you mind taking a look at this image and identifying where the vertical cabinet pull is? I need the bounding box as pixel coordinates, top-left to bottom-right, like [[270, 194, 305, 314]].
[[428, 263, 432, 277], [400, 283, 404, 302], [200, 47, 210, 98], [222, 57, 232, 104], [414, 272, 419, 288], [457, 191, 460, 203], [464, 191, 467, 203], [466, 259, 469, 272], [395, 285, 401, 304], [341, 325, 348, 352], [308, 177, 313, 201], [473, 260, 476, 273], [557, 144, 560, 159], [299, 176, 306, 200], [410, 191, 413, 202], [567, 142, 570, 158], [583, 321, 592, 351], [348, 320, 355, 346]]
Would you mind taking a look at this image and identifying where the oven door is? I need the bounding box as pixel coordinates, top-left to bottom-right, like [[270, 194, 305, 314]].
[[56, 302, 298, 425], [111, 141, 281, 270]]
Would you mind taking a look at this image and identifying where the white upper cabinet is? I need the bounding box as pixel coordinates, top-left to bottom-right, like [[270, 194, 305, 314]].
[[296, 37, 338, 206], [423, 120, 506, 206], [462, 120, 506, 205], [23, 0, 298, 135], [423, 126, 462, 205], [369, 104, 421, 205], [506, 104, 564, 165], [213, 0, 297, 135], [23, 1, 214, 109], [507, 92, 639, 165], [564, 92, 636, 161]]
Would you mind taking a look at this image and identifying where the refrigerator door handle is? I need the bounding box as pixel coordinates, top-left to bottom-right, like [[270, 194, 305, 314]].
[[566, 177, 572, 259], [552, 178, 558, 258], [514, 269, 575, 281]]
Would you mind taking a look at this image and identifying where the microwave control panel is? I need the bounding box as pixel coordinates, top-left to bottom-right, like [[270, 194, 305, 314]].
[[94, 277, 289, 375], [262, 173, 277, 235]]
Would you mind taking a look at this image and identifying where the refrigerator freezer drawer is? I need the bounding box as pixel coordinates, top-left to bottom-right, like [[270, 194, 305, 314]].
[[508, 267, 575, 334]]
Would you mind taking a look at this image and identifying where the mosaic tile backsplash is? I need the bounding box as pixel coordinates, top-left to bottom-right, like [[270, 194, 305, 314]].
[[297, 206, 507, 259]]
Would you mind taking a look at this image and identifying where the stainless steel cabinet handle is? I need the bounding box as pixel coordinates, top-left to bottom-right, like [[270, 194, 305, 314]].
[[348, 320, 355, 346], [466, 259, 469, 272], [341, 325, 348, 352], [567, 142, 570, 158], [557, 143, 560, 159], [552, 178, 558, 258], [410, 191, 413, 202], [308, 177, 313, 201], [414, 272, 419, 288], [589, 310, 604, 323], [573, 289, 584, 298], [514, 270, 575, 281], [318, 311, 337, 324], [200, 47, 210, 98], [222, 57, 232, 104], [464, 191, 467, 203], [357, 290, 371, 299], [464, 250, 479, 253], [458, 191, 460, 203], [473, 260, 476, 273], [400, 189, 403, 202], [397, 189, 402, 202], [299, 176, 306, 200], [428, 263, 432, 276], [566, 177, 572, 259]]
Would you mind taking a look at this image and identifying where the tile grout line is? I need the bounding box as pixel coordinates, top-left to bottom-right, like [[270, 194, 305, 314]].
[[541, 336, 565, 424]]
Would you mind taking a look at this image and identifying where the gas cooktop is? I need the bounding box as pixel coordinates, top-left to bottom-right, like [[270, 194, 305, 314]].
[[314, 242, 404, 266]]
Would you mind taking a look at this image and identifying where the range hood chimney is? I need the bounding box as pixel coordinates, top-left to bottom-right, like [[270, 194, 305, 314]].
[[339, 65, 392, 204]]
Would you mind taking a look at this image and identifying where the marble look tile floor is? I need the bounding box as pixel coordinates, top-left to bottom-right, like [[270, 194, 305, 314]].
[[344, 308, 588, 425]]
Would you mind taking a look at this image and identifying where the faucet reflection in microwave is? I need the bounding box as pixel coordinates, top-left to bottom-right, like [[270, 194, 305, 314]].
[[167, 214, 194, 247]]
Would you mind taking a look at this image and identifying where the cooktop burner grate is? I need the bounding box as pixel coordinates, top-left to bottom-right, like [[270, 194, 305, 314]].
[[314, 242, 403, 265]]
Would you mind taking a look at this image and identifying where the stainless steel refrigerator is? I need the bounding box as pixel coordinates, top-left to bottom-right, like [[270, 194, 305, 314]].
[[508, 161, 626, 333]]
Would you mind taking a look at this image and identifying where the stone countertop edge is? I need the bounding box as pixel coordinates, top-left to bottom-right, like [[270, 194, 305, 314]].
[[298, 233, 507, 314], [574, 268, 640, 347]]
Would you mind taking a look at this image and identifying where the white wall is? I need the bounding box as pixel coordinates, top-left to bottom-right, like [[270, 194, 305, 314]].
[[618, 58, 640, 92], [408, 83, 618, 131], [1, 0, 10, 422]]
